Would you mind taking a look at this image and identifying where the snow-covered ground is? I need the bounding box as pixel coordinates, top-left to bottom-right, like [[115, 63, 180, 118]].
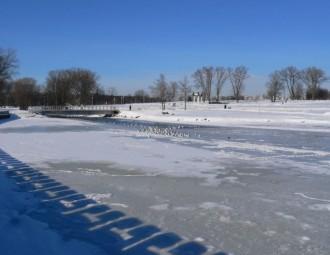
[[0, 154, 108, 255], [115, 100, 330, 132], [0, 101, 330, 255]]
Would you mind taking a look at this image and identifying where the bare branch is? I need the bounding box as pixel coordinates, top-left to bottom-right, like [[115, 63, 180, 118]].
[[228, 66, 249, 102]]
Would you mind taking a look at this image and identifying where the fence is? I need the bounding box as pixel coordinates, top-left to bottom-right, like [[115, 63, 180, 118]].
[[29, 105, 116, 113]]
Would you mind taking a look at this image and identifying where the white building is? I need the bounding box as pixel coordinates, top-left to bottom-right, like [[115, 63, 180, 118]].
[[192, 92, 202, 102]]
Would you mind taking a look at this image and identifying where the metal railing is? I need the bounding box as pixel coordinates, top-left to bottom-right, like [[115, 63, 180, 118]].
[[29, 105, 116, 113]]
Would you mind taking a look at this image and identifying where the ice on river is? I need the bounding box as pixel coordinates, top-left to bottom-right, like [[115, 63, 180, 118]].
[[1, 101, 330, 255]]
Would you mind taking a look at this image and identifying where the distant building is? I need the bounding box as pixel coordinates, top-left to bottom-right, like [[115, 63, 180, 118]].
[[192, 92, 202, 102]]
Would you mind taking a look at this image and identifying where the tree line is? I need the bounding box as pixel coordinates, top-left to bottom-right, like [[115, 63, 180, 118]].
[[0, 49, 158, 109], [1, 48, 329, 110], [150, 66, 249, 110], [266, 66, 329, 102], [151, 65, 329, 108]]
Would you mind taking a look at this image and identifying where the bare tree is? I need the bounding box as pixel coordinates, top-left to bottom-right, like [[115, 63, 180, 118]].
[[266, 71, 284, 102], [228, 66, 249, 102], [302, 67, 328, 100], [134, 89, 146, 97], [107, 87, 118, 96], [11, 78, 39, 109], [95, 86, 105, 96], [279, 66, 303, 100], [192, 69, 206, 102], [71, 68, 98, 105], [150, 74, 168, 110], [134, 89, 148, 103], [192, 67, 214, 102], [168, 81, 179, 102], [46, 70, 68, 106], [0, 49, 17, 82], [295, 83, 304, 100], [0, 48, 18, 106], [105, 86, 118, 104], [46, 68, 98, 106], [215, 67, 228, 102], [203, 67, 214, 102], [179, 76, 191, 110]]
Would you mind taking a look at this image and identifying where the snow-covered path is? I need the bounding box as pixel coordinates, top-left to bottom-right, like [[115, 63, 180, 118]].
[[0, 103, 330, 255]]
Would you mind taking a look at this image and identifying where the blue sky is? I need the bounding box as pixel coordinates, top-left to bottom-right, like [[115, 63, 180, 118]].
[[1, 0, 330, 95]]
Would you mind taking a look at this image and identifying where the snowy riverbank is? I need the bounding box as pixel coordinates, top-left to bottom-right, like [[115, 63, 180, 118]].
[[114, 100, 330, 132], [1, 101, 330, 255]]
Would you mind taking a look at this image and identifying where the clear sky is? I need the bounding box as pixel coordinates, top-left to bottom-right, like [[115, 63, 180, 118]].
[[1, 0, 330, 95]]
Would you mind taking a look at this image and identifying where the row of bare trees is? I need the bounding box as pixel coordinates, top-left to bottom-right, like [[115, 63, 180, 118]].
[[192, 66, 249, 102], [2, 48, 329, 109], [150, 66, 249, 110], [0, 49, 41, 109], [0, 48, 165, 109], [0, 48, 18, 106], [0, 48, 102, 109], [149, 74, 191, 110], [11, 78, 41, 109], [266, 66, 329, 102], [46, 68, 98, 106]]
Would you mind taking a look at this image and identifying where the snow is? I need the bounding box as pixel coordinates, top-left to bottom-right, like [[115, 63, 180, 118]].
[[115, 100, 330, 133], [307, 204, 330, 212], [275, 212, 297, 220], [0, 116, 220, 182], [86, 193, 113, 203], [198, 202, 233, 211], [0, 166, 107, 255], [149, 204, 170, 211], [1, 101, 330, 255], [1, 106, 329, 181]]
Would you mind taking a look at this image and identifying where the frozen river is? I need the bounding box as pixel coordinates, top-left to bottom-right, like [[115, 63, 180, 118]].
[[1, 115, 330, 255]]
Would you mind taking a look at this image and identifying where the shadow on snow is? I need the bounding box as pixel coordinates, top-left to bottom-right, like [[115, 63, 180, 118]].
[[0, 113, 20, 125], [0, 149, 227, 255]]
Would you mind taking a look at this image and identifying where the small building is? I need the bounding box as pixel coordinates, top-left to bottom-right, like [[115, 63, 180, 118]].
[[192, 92, 202, 103]]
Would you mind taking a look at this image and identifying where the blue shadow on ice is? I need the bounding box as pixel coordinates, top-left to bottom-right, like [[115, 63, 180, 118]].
[[0, 113, 20, 124], [0, 149, 228, 255]]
